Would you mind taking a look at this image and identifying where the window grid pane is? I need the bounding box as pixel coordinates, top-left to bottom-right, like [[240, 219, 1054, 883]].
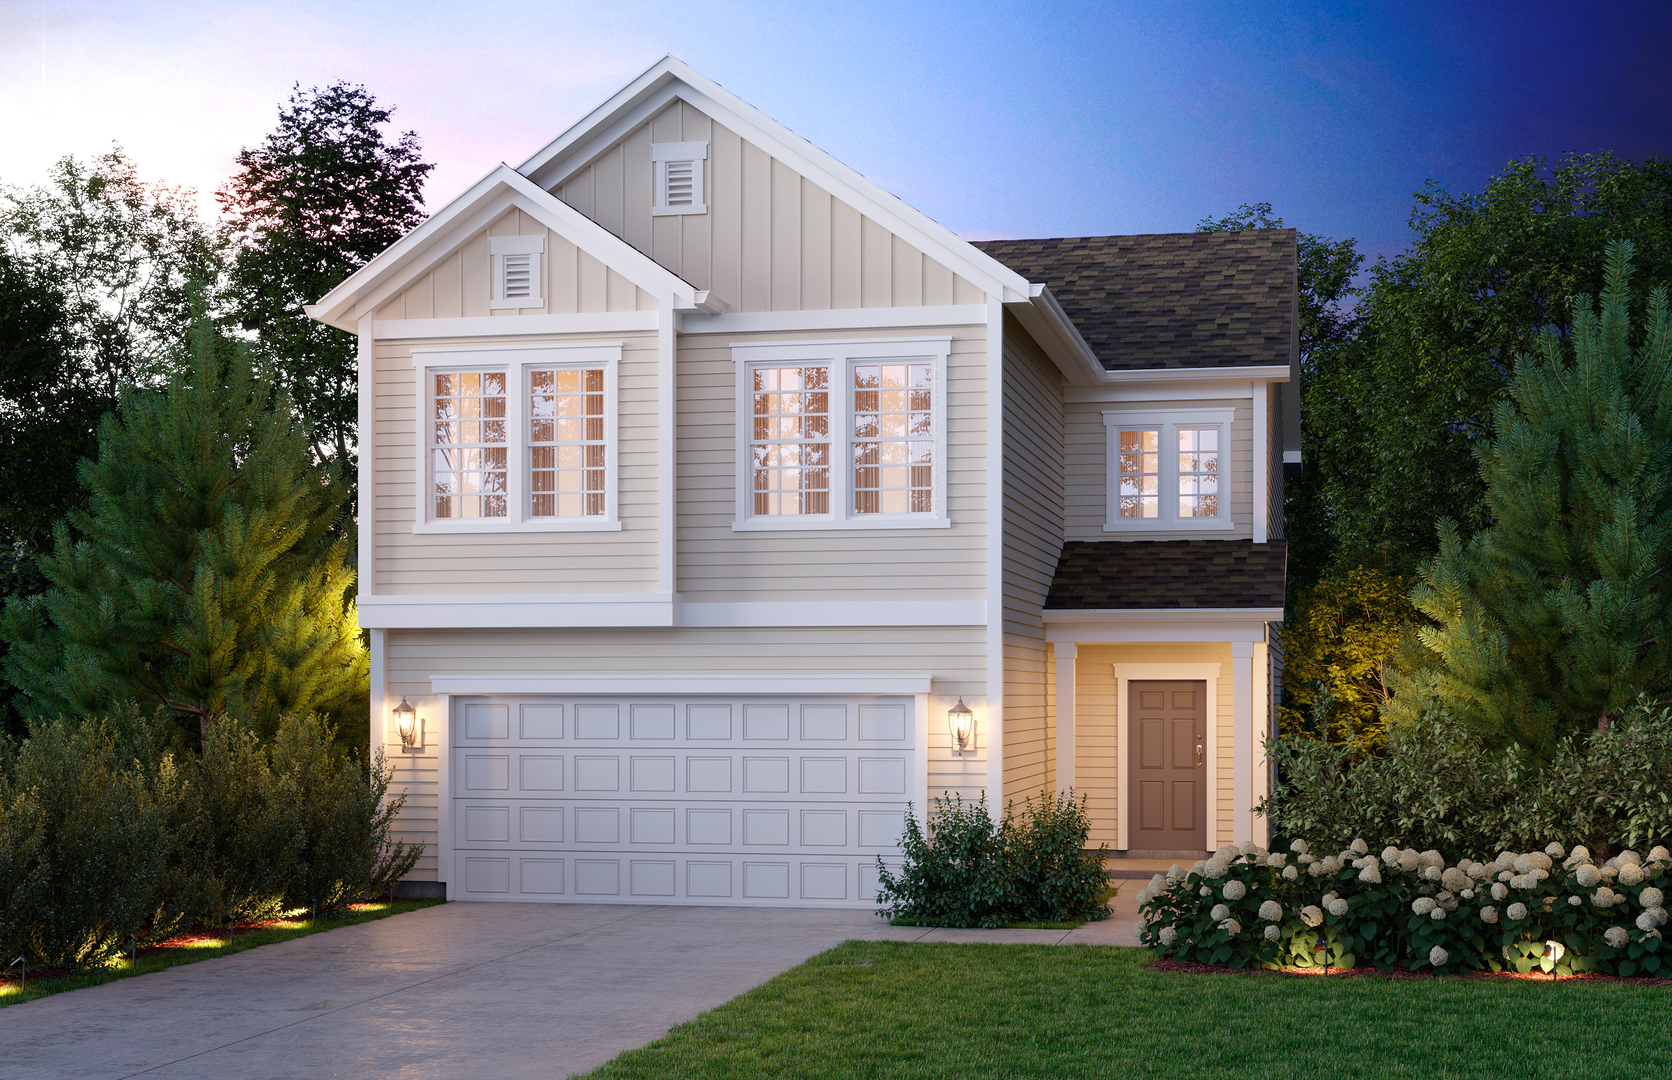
[[1177, 427, 1219, 518], [432, 372, 507, 519], [853, 362, 933, 515], [1118, 429, 1160, 518], [529, 367, 607, 518], [752, 365, 830, 516]]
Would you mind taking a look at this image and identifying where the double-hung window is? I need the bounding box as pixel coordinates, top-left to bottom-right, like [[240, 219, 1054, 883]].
[[413, 343, 621, 533], [732, 337, 951, 530], [1101, 408, 1235, 531]]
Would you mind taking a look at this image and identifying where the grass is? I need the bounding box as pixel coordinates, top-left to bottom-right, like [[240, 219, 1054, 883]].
[[887, 917, 1088, 929], [580, 941, 1672, 1080], [0, 898, 443, 1009]]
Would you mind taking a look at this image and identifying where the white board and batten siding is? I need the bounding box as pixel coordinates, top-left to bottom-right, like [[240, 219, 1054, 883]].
[[448, 694, 918, 907]]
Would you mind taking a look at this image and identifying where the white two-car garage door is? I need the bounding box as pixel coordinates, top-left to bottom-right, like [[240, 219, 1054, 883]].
[[450, 695, 918, 907]]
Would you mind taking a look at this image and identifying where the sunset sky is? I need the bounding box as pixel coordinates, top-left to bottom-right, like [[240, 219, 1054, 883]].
[[1, 0, 1667, 268]]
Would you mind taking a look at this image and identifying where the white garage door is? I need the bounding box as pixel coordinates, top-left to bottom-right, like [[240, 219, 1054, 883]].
[[449, 695, 917, 907]]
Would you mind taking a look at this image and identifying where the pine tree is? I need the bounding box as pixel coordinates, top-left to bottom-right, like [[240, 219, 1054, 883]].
[[1386, 240, 1672, 753], [0, 307, 366, 744]]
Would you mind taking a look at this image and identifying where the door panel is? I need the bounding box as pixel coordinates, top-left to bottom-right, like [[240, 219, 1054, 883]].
[[1129, 680, 1207, 851]]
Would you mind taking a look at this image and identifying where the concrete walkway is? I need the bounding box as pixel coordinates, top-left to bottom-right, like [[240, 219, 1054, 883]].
[[0, 897, 1143, 1080]]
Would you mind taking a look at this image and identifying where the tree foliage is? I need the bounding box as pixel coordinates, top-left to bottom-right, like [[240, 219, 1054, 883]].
[[1307, 152, 1672, 566], [218, 82, 433, 467], [1385, 242, 1672, 754], [0, 308, 366, 745]]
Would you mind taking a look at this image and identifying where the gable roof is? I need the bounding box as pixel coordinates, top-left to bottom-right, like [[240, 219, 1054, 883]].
[[973, 231, 1296, 371], [1045, 539, 1287, 610]]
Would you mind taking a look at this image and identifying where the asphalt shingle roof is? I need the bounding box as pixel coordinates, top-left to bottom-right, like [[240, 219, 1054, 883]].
[[972, 231, 1297, 371], [1045, 539, 1288, 610]]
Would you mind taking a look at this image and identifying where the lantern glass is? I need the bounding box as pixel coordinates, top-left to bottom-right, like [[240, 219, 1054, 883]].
[[393, 697, 418, 747], [947, 698, 974, 755]]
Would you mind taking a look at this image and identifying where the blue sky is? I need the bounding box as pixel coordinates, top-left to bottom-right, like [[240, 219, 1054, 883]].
[[1, 0, 1666, 270]]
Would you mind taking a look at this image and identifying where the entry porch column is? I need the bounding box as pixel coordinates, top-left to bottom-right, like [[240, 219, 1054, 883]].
[[1054, 642, 1076, 794]]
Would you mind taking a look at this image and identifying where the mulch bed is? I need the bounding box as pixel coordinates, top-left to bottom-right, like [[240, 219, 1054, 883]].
[[1147, 957, 1672, 987]]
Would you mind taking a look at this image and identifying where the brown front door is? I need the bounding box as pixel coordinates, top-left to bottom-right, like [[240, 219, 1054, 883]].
[[1130, 681, 1207, 852]]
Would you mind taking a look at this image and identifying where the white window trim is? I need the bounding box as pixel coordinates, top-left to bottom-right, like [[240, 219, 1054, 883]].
[[730, 337, 952, 532], [651, 140, 708, 216], [1102, 407, 1235, 532], [411, 342, 622, 534], [490, 234, 545, 310]]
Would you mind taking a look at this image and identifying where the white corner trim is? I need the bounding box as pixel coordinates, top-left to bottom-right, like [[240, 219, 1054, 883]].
[[428, 672, 936, 696], [984, 295, 1005, 819], [357, 593, 675, 629], [1253, 383, 1270, 545], [1111, 662, 1223, 852], [378, 312, 658, 340], [1232, 640, 1255, 846], [678, 305, 985, 336], [680, 601, 984, 627]]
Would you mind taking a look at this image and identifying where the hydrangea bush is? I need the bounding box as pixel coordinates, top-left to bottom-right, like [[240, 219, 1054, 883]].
[[1136, 838, 1669, 976]]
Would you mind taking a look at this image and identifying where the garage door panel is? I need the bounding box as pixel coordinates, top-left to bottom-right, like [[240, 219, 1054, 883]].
[[451, 694, 916, 907]]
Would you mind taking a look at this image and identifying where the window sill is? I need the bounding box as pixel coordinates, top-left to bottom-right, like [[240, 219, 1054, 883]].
[[1102, 518, 1235, 533], [412, 519, 624, 535], [731, 515, 953, 532]]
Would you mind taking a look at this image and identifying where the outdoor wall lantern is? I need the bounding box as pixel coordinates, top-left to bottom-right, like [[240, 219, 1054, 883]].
[[948, 697, 975, 756], [393, 697, 423, 753]]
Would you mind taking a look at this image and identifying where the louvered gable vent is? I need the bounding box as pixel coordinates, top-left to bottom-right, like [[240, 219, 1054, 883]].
[[652, 141, 708, 216], [489, 234, 544, 309]]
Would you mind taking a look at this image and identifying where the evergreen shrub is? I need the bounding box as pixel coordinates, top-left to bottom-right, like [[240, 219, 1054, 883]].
[[874, 791, 1111, 927], [0, 709, 421, 969]]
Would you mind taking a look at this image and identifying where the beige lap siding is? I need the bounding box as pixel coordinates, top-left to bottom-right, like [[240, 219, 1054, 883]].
[[673, 325, 988, 604], [1062, 398, 1254, 543], [371, 333, 660, 594], [381, 626, 991, 883], [1069, 642, 1235, 850], [999, 321, 1066, 806], [548, 99, 986, 311]]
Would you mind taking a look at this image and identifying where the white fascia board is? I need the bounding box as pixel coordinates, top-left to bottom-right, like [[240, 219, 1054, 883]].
[[1042, 607, 1284, 622], [516, 56, 1034, 303], [1063, 367, 1292, 403], [429, 672, 935, 696], [307, 165, 696, 332], [998, 284, 1106, 385], [677, 304, 985, 336], [1043, 608, 1281, 645], [358, 593, 676, 629], [377, 312, 658, 340], [681, 601, 984, 627]]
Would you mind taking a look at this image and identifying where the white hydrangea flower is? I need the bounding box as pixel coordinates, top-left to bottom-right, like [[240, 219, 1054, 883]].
[[1210, 903, 1231, 922], [1480, 906, 1498, 924], [1259, 899, 1283, 922], [1593, 887, 1618, 908], [1429, 945, 1448, 968], [1308, 861, 1326, 878], [1320, 856, 1343, 875], [1637, 911, 1658, 932], [1649, 846, 1670, 863], [1290, 838, 1309, 854], [1223, 879, 1247, 901], [1512, 854, 1534, 875], [1639, 887, 1664, 910], [1150, 873, 1167, 891], [1399, 850, 1422, 873], [1576, 864, 1601, 887], [1267, 852, 1287, 869], [1137, 889, 1152, 906], [1621, 849, 1642, 866], [1192, 860, 1208, 876], [1301, 905, 1324, 927], [1441, 867, 1471, 892], [1620, 863, 1646, 886], [1240, 840, 1261, 858], [1508, 902, 1529, 921], [1359, 863, 1383, 885], [1430, 906, 1447, 921], [1282, 865, 1299, 882], [1328, 898, 1350, 917], [1135, 921, 1148, 938], [1604, 856, 1623, 871], [1204, 858, 1230, 880], [1159, 926, 1178, 947], [1545, 841, 1565, 859], [1200, 886, 1212, 897], [1412, 897, 1437, 915], [1601, 865, 1620, 882], [1420, 850, 1445, 869], [1298, 853, 1317, 865], [1264, 924, 1282, 942], [1492, 882, 1508, 901], [1605, 926, 1631, 948], [1460, 888, 1474, 900], [1351, 838, 1369, 855], [1167, 864, 1185, 883], [1532, 868, 1550, 882], [1423, 865, 1443, 882], [1220, 918, 1241, 936], [1381, 845, 1402, 865], [1568, 895, 1583, 907], [1570, 845, 1592, 864], [1498, 870, 1514, 883]]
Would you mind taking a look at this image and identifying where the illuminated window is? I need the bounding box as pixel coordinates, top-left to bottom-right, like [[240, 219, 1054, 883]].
[[431, 372, 508, 519], [1102, 409, 1234, 531], [750, 365, 830, 516], [852, 361, 933, 515], [529, 367, 607, 518]]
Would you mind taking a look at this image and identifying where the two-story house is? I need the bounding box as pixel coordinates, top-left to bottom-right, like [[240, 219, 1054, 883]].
[[309, 57, 1295, 906]]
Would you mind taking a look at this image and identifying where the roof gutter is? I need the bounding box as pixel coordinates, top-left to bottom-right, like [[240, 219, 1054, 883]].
[[1001, 282, 1106, 385]]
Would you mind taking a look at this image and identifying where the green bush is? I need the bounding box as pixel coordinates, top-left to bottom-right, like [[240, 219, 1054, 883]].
[[0, 708, 421, 970], [1257, 699, 1672, 858], [875, 790, 1110, 927], [1136, 839, 1670, 977]]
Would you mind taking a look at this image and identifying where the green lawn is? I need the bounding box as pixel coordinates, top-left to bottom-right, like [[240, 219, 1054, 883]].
[[581, 941, 1671, 1080], [0, 899, 443, 1008]]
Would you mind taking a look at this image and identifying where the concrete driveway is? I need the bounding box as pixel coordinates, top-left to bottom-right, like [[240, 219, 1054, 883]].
[[0, 898, 1142, 1080]]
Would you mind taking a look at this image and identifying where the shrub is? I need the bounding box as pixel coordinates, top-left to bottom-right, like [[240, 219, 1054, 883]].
[[875, 790, 1110, 927], [1137, 839, 1670, 977], [1258, 699, 1672, 858]]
